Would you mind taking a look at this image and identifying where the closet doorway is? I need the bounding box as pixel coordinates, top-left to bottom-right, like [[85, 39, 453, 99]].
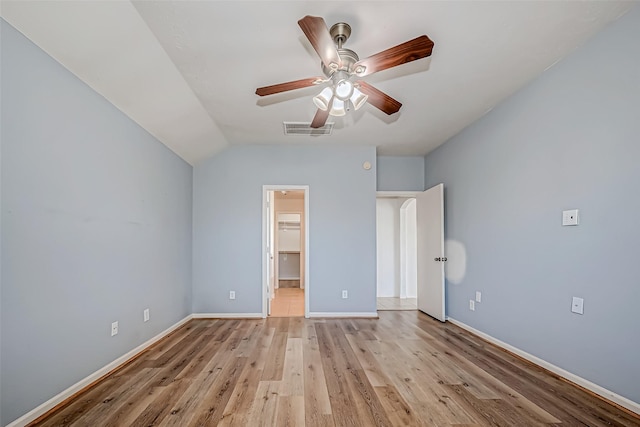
[[262, 186, 309, 318]]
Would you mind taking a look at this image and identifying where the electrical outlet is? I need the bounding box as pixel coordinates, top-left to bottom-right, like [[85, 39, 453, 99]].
[[562, 209, 579, 226], [342, 290, 348, 299], [111, 321, 118, 336], [469, 300, 475, 311], [229, 291, 236, 300], [476, 291, 482, 303], [144, 308, 150, 322], [571, 297, 584, 315]]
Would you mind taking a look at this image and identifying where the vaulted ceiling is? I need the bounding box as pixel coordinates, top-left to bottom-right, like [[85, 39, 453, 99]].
[[1, 1, 634, 165]]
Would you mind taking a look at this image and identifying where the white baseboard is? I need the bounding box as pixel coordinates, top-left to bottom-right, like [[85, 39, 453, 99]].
[[7, 315, 193, 427], [192, 312, 263, 319], [447, 317, 640, 416], [308, 312, 379, 318]]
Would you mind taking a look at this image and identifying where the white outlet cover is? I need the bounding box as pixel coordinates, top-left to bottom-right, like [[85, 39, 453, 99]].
[[144, 309, 150, 322], [342, 290, 348, 299], [571, 296, 584, 314], [469, 300, 475, 311], [562, 209, 579, 226], [229, 291, 236, 300], [475, 291, 482, 303], [111, 321, 118, 336]]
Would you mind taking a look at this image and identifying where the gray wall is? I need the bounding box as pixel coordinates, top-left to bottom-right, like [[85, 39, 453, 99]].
[[1, 20, 193, 425], [424, 6, 640, 404], [193, 145, 377, 314], [376, 156, 424, 191]]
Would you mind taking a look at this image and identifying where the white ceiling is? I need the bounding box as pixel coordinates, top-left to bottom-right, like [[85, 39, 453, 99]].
[[1, 1, 634, 165]]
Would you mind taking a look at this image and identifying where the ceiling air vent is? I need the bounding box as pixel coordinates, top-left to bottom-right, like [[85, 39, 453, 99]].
[[283, 122, 333, 136]]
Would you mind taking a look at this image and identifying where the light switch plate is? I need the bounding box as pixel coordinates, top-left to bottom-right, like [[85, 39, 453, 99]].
[[475, 291, 482, 303], [571, 297, 584, 315], [562, 209, 579, 226]]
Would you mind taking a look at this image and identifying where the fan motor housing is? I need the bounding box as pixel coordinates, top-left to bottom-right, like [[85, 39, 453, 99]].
[[322, 48, 359, 77], [321, 22, 359, 77]]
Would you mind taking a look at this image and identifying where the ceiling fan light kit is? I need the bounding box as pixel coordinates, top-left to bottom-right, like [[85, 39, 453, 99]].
[[255, 15, 434, 128]]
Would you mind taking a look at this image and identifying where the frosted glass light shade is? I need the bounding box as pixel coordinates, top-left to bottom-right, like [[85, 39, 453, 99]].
[[313, 87, 334, 111], [329, 98, 346, 116], [334, 80, 354, 100], [350, 88, 368, 110]]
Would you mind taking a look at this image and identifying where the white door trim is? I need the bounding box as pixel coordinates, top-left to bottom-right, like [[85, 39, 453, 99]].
[[262, 185, 310, 318]]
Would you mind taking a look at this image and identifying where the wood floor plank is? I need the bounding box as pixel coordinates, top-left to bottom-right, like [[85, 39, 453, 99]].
[[244, 381, 280, 427], [155, 327, 246, 426], [316, 322, 366, 427], [279, 337, 304, 396], [345, 333, 388, 387], [261, 330, 288, 381], [29, 313, 640, 427], [373, 385, 424, 426], [128, 378, 193, 427], [303, 323, 334, 427], [218, 326, 274, 426], [345, 334, 422, 426], [276, 396, 306, 426], [365, 339, 452, 425], [188, 356, 247, 426], [330, 322, 394, 427]]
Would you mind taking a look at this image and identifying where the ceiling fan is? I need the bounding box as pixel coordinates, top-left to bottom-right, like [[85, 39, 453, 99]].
[[255, 16, 434, 128]]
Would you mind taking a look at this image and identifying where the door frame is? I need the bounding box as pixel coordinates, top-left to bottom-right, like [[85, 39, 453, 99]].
[[262, 185, 310, 318]]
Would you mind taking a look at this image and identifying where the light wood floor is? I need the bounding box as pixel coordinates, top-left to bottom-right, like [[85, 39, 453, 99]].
[[269, 288, 304, 317], [31, 311, 639, 426], [377, 297, 418, 310]]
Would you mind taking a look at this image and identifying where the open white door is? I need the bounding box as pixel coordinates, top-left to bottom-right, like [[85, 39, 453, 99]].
[[266, 191, 275, 316], [416, 183, 446, 322]]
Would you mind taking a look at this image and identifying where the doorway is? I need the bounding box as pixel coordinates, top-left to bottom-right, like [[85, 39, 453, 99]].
[[262, 186, 309, 318], [376, 196, 418, 310], [375, 184, 446, 321]]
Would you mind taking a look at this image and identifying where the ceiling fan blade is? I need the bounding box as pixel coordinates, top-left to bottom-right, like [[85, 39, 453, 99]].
[[357, 81, 402, 115], [298, 15, 341, 71], [353, 35, 434, 77], [310, 108, 330, 128], [256, 77, 324, 96]]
